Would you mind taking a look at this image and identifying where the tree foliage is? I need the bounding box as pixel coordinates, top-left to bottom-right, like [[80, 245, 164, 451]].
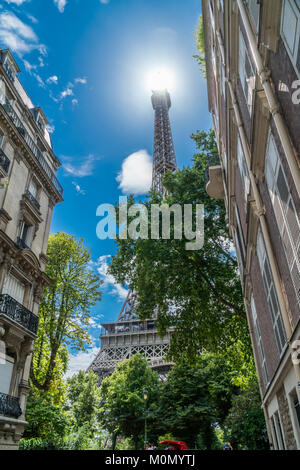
[[66, 370, 101, 431], [109, 130, 252, 370], [99, 354, 160, 449], [156, 354, 238, 449], [223, 380, 269, 450], [31, 233, 102, 392], [193, 15, 206, 78]]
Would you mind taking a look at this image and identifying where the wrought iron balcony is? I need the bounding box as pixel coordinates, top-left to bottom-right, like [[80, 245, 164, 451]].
[[0, 393, 22, 419], [0, 294, 39, 335], [0, 148, 10, 173], [25, 189, 40, 210], [0, 96, 63, 198], [17, 237, 30, 250]]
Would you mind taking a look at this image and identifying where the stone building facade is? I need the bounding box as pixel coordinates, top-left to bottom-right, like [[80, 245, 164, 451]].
[[202, 0, 300, 449], [0, 49, 63, 449]]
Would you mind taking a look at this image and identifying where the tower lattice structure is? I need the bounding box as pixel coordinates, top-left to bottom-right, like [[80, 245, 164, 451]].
[[151, 89, 177, 195], [88, 89, 177, 382]]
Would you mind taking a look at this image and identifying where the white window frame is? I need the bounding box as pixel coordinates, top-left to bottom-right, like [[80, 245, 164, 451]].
[[20, 221, 34, 248], [234, 228, 244, 279], [281, 0, 300, 79], [256, 229, 287, 354], [265, 131, 300, 306], [28, 179, 38, 199], [235, 205, 246, 260], [245, 0, 260, 33], [250, 296, 269, 386], [237, 137, 250, 200], [239, 28, 256, 112]]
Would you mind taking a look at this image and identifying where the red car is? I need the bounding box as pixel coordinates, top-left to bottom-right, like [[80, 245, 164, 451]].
[[159, 440, 188, 450]]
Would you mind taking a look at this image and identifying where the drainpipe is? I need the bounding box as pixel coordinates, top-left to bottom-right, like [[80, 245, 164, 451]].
[[236, 0, 300, 198], [227, 78, 300, 385]]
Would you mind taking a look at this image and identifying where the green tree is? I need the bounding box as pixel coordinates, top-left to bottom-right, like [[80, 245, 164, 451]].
[[99, 354, 160, 450], [157, 354, 238, 449], [193, 15, 206, 78], [109, 130, 251, 371], [67, 370, 101, 432], [31, 233, 102, 392], [23, 390, 69, 442], [223, 380, 269, 450]]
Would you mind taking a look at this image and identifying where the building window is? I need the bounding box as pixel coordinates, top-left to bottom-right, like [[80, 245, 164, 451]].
[[281, 0, 300, 78], [0, 351, 15, 395], [0, 129, 4, 148], [2, 274, 25, 305], [19, 221, 34, 250], [245, 0, 260, 33], [250, 296, 269, 385], [235, 205, 246, 260], [265, 131, 300, 305], [234, 229, 244, 279], [3, 57, 16, 82], [294, 395, 300, 428], [256, 229, 287, 354], [28, 179, 38, 199], [239, 28, 255, 112], [237, 137, 250, 199]]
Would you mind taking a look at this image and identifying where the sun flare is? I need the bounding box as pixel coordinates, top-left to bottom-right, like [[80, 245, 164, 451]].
[[146, 68, 175, 92]]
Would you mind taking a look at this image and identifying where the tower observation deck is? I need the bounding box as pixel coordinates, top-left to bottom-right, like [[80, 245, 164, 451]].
[[88, 89, 177, 382]]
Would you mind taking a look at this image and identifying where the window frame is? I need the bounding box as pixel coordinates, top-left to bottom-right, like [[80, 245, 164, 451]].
[[250, 295, 269, 386], [238, 28, 256, 113], [265, 131, 300, 306], [281, 0, 300, 79], [256, 229, 287, 354]]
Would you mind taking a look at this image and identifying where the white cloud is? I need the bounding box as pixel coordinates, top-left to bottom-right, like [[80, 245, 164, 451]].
[[62, 154, 99, 177], [47, 75, 58, 85], [60, 86, 74, 99], [100, 0, 110, 3], [65, 347, 100, 379], [0, 11, 46, 56], [72, 98, 78, 107], [72, 181, 86, 195], [47, 124, 55, 134], [74, 77, 87, 85], [54, 0, 67, 13], [117, 149, 152, 195], [4, 0, 30, 5], [96, 255, 128, 301], [27, 14, 38, 24]]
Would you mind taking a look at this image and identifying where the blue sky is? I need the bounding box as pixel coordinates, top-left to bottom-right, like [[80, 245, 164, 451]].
[[0, 0, 212, 375]]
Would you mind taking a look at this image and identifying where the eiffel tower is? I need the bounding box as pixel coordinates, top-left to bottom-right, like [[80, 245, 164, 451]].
[[88, 89, 177, 381]]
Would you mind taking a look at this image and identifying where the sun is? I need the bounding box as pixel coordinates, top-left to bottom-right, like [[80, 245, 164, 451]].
[[146, 68, 175, 92]]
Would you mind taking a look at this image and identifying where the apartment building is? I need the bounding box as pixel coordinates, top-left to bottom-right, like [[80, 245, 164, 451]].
[[202, 0, 300, 449], [0, 49, 63, 449]]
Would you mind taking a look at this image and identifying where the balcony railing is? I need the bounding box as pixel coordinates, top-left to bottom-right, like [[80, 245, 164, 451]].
[[0, 294, 39, 335], [0, 96, 63, 198], [0, 393, 22, 419], [0, 148, 10, 173], [25, 189, 40, 211]]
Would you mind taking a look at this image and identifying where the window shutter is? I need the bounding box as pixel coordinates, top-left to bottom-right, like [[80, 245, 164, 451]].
[[2, 274, 25, 305]]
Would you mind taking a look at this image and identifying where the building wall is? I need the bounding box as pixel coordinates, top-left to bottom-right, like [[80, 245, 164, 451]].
[[202, 0, 300, 450], [0, 48, 62, 449]]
